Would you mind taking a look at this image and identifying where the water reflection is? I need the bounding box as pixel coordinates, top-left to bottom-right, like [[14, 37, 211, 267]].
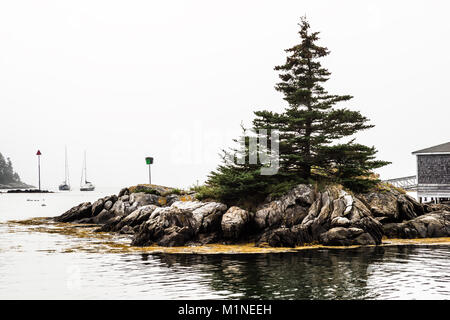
[[146, 245, 449, 299], [148, 248, 383, 299], [1, 218, 449, 299], [1, 190, 449, 299]]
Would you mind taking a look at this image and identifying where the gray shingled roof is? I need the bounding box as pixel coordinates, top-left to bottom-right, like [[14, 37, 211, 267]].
[[412, 141, 450, 154]]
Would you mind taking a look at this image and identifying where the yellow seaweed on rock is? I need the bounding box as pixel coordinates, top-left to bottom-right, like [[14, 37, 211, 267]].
[[179, 195, 195, 202], [157, 197, 167, 205], [382, 237, 450, 245], [5, 218, 450, 255], [8, 217, 52, 225]]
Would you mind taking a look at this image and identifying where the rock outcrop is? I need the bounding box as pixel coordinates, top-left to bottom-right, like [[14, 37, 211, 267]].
[[53, 183, 450, 248], [256, 186, 383, 247], [357, 190, 425, 223], [55, 202, 93, 223], [383, 211, 450, 239], [55, 194, 119, 224], [221, 206, 252, 239], [131, 201, 227, 247], [254, 184, 314, 230]]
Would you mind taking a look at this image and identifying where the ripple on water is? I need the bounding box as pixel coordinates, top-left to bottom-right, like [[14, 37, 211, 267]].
[[1, 222, 450, 299]]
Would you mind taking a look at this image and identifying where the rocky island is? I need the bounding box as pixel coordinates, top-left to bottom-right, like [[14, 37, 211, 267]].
[[52, 183, 450, 249], [20, 18, 450, 252]]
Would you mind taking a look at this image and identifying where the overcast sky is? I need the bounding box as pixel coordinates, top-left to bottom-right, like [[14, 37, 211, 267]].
[[1, 0, 449, 190]]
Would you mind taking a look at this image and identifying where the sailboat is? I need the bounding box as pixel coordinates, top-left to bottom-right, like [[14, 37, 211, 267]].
[[80, 151, 95, 191], [58, 147, 71, 191]]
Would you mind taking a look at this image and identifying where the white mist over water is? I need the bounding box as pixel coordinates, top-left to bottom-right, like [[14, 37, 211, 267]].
[[2, 1, 450, 190]]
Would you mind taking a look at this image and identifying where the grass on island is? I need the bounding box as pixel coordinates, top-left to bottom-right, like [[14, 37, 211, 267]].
[[127, 184, 196, 203], [128, 184, 190, 197]]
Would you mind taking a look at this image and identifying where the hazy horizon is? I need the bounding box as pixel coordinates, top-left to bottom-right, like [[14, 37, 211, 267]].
[[1, 1, 449, 190]]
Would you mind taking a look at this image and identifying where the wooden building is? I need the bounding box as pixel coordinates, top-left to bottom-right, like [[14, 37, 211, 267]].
[[412, 141, 450, 203]]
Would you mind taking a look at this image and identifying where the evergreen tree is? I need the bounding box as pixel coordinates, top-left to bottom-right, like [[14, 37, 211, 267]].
[[318, 142, 390, 191], [253, 17, 388, 185], [206, 127, 275, 205], [0, 152, 22, 184], [205, 17, 389, 205]]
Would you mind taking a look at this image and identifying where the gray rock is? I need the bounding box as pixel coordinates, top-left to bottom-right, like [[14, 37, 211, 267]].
[[357, 191, 399, 221], [301, 190, 339, 241], [383, 211, 450, 239], [120, 194, 130, 202], [157, 226, 193, 247], [193, 202, 228, 233], [331, 216, 351, 227], [254, 184, 314, 229], [129, 192, 151, 206], [93, 209, 115, 224], [256, 186, 383, 247], [55, 202, 92, 222], [397, 195, 418, 221], [131, 201, 227, 247], [283, 205, 308, 227], [126, 193, 166, 214], [189, 232, 221, 245], [264, 227, 297, 247], [103, 200, 113, 211], [119, 225, 135, 235], [110, 199, 131, 217], [76, 217, 96, 224], [168, 201, 227, 234], [118, 188, 129, 197], [114, 205, 158, 231], [357, 190, 425, 223], [256, 224, 311, 248], [424, 203, 450, 213], [104, 194, 118, 204], [319, 227, 376, 246], [91, 199, 104, 216], [166, 195, 181, 206], [330, 198, 346, 221], [221, 206, 251, 239]]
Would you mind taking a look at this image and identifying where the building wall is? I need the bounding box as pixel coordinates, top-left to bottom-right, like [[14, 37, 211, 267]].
[[417, 154, 450, 197]]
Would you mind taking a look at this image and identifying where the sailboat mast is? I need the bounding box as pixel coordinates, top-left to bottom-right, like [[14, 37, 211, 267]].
[[64, 146, 68, 184], [84, 151, 87, 184], [66, 147, 70, 186], [80, 152, 85, 187]]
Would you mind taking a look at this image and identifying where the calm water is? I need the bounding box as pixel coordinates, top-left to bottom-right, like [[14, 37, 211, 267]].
[[0, 188, 449, 299]]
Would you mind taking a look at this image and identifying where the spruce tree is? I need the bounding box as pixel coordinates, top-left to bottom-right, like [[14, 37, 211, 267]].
[[254, 17, 384, 182], [253, 17, 389, 191], [205, 17, 389, 204], [206, 127, 275, 205]]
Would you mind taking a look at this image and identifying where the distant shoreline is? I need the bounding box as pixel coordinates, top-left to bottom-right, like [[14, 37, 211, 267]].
[[0, 182, 36, 191], [1, 189, 53, 194]]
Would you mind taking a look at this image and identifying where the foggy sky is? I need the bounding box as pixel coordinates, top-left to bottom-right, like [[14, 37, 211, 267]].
[[1, 0, 449, 190]]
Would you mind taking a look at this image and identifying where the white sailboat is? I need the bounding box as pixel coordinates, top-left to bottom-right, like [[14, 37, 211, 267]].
[[58, 147, 71, 191], [80, 151, 95, 191]]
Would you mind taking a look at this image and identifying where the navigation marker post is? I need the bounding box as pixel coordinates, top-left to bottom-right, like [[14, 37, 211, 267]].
[[145, 157, 153, 185], [36, 150, 42, 191]]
